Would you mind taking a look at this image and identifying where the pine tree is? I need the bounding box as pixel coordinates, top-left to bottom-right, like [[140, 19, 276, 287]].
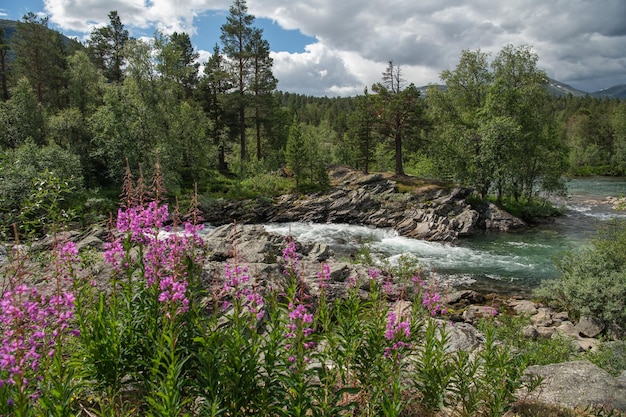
[[249, 28, 277, 160], [372, 61, 423, 176], [0, 26, 9, 100], [286, 115, 305, 189], [88, 11, 129, 83], [12, 13, 67, 107], [220, 0, 255, 162]]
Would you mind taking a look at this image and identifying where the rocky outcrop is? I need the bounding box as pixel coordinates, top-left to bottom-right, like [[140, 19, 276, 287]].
[[201, 166, 526, 242], [523, 361, 626, 412]]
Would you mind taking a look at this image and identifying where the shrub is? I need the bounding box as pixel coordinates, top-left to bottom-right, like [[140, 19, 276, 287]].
[[535, 219, 626, 326]]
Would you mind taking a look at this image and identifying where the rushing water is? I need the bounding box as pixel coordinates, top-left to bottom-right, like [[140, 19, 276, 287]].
[[264, 177, 626, 296]]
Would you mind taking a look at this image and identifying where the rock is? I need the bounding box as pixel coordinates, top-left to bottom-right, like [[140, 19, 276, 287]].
[[508, 299, 538, 315], [200, 166, 526, 243], [306, 242, 332, 262], [0, 244, 7, 267], [555, 321, 579, 338], [535, 326, 557, 339], [576, 337, 600, 352], [530, 308, 553, 326], [443, 322, 486, 353], [552, 311, 569, 322], [576, 316, 605, 338], [522, 325, 539, 339], [455, 208, 480, 236], [481, 202, 527, 232], [523, 361, 626, 412], [462, 305, 498, 322], [445, 290, 485, 305]]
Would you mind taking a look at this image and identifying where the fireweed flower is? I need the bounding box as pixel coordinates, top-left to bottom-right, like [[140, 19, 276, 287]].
[[345, 275, 360, 289], [282, 239, 299, 277], [317, 263, 331, 291], [383, 276, 396, 297], [383, 311, 411, 361], [0, 282, 78, 392], [104, 201, 203, 318], [284, 299, 314, 370], [422, 290, 447, 317], [221, 262, 264, 322]]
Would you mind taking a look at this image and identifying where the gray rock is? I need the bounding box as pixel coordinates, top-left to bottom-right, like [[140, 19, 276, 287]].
[[481, 202, 527, 232], [523, 361, 626, 412], [508, 299, 538, 315], [555, 321, 579, 338], [536, 326, 557, 339], [523, 325, 539, 339], [0, 244, 7, 267], [445, 290, 485, 305], [201, 167, 526, 243], [443, 322, 486, 353], [576, 316, 605, 338], [462, 305, 498, 322], [530, 308, 553, 326]]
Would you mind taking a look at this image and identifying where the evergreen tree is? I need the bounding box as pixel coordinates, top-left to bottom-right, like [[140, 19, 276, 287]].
[[349, 87, 376, 173], [88, 11, 129, 83], [249, 28, 277, 160], [199, 44, 233, 172], [286, 115, 305, 189], [0, 26, 9, 100], [155, 31, 200, 99], [372, 61, 423, 176], [12, 13, 67, 107], [220, 0, 255, 162]]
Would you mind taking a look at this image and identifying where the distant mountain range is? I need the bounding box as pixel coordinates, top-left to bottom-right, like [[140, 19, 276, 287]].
[[418, 78, 626, 100], [2, 18, 625, 99]]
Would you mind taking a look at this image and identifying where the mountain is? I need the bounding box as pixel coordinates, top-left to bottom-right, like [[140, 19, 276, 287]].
[[418, 78, 626, 100], [592, 84, 626, 99], [544, 78, 589, 97]]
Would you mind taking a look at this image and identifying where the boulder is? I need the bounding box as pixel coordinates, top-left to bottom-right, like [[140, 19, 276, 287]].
[[576, 316, 605, 338], [481, 202, 527, 232], [0, 244, 7, 267], [523, 361, 626, 412], [522, 325, 539, 339], [443, 322, 486, 353], [508, 299, 538, 315], [530, 308, 553, 326]]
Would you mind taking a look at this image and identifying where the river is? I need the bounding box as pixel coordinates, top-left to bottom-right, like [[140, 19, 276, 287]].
[[264, 177, 626, 296]]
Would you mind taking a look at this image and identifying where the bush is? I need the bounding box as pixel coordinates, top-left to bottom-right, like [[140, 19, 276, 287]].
[[535, 220, 626, 326], [0, 140, 83, 239]]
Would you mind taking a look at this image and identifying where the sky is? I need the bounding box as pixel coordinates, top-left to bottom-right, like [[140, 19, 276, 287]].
[[1, 0, 625, 97]]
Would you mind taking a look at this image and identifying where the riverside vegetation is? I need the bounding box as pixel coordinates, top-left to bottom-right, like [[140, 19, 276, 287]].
[[1, 168, 625, 417]]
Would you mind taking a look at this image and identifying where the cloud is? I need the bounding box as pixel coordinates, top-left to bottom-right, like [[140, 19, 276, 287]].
[[271, 43, 365, 97], [40, 0, 626, 95]]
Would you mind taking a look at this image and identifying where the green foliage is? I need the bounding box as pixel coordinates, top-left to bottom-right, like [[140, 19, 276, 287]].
[[477, 314, 578, 366], [427, 45, 568, 201], [536, 219, 626, 325], [0, 77, 45, 148], [494, 195, 563, 222], [585, 341, 626, 377], [0, 140, 83, 239]]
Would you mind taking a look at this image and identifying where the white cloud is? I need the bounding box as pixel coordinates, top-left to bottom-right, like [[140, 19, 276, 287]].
[[40, 0, 626, 95]]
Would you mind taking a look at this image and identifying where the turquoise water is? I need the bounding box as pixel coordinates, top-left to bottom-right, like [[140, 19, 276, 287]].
[[264, 177, 626, 296]]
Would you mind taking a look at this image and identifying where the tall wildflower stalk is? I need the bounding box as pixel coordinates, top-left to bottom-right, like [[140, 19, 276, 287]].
[[0, 225, 80, 416]]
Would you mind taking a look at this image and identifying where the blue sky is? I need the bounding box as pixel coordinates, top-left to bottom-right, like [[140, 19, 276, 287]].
[[1, 0, 625, 96]]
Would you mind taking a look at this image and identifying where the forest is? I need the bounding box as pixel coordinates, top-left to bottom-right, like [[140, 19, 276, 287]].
[[1, 0, 625, 238]]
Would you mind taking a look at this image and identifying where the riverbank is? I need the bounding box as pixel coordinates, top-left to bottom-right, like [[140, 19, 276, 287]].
[[201, 166, 527, 242], [3, 220, 624, 415]]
